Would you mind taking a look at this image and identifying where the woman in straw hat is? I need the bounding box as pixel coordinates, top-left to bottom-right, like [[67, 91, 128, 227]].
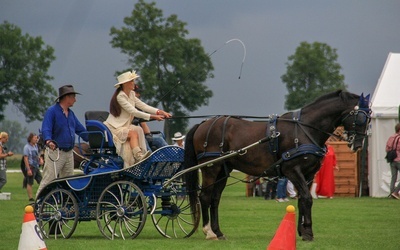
[[104, 70, 171, 166]]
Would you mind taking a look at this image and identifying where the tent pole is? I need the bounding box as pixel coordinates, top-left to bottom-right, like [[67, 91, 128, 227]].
[[359, 136, 368, 197]]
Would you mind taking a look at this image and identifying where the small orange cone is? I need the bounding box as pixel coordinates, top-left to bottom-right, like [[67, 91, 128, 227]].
[[267, 205, 296, 250], [18, 205, 47, 250]]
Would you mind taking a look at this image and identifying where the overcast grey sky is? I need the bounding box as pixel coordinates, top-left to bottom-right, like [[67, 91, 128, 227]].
[[2, 0, 400, 134]]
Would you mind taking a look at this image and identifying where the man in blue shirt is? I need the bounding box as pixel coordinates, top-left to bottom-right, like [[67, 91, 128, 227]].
[[36, 85, 88, 198]]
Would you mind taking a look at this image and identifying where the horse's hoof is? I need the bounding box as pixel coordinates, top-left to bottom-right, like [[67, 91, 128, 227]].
[[302, 235, 314, 241], [217, 235, 227, 240], [205, 235, 218, 240]]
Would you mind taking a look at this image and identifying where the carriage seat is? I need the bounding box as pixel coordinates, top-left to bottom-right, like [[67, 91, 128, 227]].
[[85, 110, 109, 122], [85, 120, 116, 154], [84, 111, 116, 154]]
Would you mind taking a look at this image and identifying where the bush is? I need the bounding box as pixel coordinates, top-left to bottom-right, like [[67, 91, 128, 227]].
[[6, 154, 22, 170]]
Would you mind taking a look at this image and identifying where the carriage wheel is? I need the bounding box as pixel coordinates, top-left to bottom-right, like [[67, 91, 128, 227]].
[[151, 183, 200, 238], [96, 181, 147, 240], [37, 189, 79, 239]]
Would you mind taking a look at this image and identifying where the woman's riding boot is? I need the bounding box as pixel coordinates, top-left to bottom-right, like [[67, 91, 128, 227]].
[[132, 147, 151, 162]]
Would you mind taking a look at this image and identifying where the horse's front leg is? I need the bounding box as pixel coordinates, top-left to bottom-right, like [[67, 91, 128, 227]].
[[297, 191, 314, 241], [286, 167, 315, 241]]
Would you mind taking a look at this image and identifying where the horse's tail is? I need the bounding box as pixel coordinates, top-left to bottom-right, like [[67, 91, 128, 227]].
[[184, 123, 201, 217]]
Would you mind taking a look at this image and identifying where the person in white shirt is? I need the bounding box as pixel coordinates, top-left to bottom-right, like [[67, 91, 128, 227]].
[[172, 132, 185, 148]]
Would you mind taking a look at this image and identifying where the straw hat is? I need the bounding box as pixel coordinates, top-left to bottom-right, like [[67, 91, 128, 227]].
[[55, 85, 81, 101], [114, 70, 140, 88], [172, 132, 185, 141]]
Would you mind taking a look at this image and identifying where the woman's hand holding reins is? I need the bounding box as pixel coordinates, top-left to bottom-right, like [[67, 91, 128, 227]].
[[151, 110, 172, 121]]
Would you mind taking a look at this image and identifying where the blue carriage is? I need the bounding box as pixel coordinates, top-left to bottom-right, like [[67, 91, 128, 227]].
[[34, 111, 200, 240]]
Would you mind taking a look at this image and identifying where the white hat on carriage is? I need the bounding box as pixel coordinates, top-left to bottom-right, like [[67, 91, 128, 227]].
[[114, 70, 140, 88], [172, 132, 185, 141]]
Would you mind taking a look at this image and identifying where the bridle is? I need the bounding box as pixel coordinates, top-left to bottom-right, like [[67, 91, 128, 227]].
[[341, 105, 371, 147]]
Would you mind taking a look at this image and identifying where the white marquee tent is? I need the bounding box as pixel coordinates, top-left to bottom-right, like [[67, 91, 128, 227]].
[[369, 52, 400, 197]]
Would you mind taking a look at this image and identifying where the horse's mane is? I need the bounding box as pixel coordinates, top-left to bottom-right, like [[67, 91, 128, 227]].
[[305, 90, 359, 108]]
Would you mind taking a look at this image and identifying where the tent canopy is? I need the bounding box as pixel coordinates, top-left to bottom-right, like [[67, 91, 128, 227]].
[[369, 52, 400, 197]]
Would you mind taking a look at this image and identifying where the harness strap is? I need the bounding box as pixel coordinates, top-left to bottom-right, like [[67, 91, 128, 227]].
[[219, 116, 231, 151], [203, 116, 223, 148], [262, 158, 284, 177], [292, 110, 301, 148], [266, 115, 279, 155], [297, 122, 320, 146], [197, 152, 221, 160], [281, 144, 326, 161]]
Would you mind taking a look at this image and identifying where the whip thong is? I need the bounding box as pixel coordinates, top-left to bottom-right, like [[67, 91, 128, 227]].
[[156, 38, 247, 105]]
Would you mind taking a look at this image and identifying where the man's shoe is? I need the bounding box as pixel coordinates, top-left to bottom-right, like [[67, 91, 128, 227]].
[[391, 193, 400, 200]]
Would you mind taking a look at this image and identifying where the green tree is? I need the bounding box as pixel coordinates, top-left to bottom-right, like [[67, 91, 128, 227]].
[[0, 21, 56, 123], [281, 41, 347, 110], [110, 0, 214, 139], [0, 120, 29, 152]]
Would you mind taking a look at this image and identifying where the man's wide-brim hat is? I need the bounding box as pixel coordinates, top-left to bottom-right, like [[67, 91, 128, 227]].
[[55, 85, 81, 101], [114, 70, 140, 88], [172, 132, 185, 141]]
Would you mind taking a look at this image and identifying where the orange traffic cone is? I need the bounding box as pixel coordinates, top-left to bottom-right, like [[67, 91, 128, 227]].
[[18, 205, 47, 250], [267, 205, 296, 250]]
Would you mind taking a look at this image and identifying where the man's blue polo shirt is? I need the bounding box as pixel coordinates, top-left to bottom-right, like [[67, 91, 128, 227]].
[[41, 103, 88, 150]]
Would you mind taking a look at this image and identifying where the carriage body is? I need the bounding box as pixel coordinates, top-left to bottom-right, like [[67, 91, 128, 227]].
[[34, 112, 200, 240]]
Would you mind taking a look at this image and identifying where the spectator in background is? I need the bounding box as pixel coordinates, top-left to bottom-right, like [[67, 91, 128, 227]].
[[287, 180, 297, 199], [22, 133, 43, 201], [172, 132, 185, 148], [276, 177, 289, 202], [385, 123, 400, 199], [264, 178, 277, 200], [0, 132, 13, 192], [315, 143, 339, 199]]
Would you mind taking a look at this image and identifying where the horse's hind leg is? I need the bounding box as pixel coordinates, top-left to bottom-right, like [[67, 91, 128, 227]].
[[200, 189, 218, 240], [200, 166, 228, 240], [209, 169, 229, 240], [200, 169, 219, 240]]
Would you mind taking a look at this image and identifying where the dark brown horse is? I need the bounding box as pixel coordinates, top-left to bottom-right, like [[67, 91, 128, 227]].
[[184, 90, 371, 241]]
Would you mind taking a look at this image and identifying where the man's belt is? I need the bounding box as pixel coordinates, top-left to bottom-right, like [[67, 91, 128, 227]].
[[59, 147, 74, 152]]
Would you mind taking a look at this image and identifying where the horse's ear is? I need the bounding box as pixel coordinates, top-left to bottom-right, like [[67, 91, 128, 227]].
[[358, 93, 371, 109]]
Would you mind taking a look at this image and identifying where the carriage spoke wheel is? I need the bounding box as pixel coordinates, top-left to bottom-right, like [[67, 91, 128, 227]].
[[151, 183, 200, 238], [37, 189, 79, 239], [96, 181, 147, 240]]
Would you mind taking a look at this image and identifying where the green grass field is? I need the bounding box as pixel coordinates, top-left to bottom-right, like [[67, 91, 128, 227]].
[[1, 170, 399, 250]]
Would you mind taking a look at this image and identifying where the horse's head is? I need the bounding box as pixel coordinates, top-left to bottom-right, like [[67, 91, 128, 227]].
[[341, 93, 371, 151]]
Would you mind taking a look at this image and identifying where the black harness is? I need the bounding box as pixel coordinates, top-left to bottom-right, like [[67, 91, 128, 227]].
[[195, 103, 370, 179], [196, 112, 326, 178]]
